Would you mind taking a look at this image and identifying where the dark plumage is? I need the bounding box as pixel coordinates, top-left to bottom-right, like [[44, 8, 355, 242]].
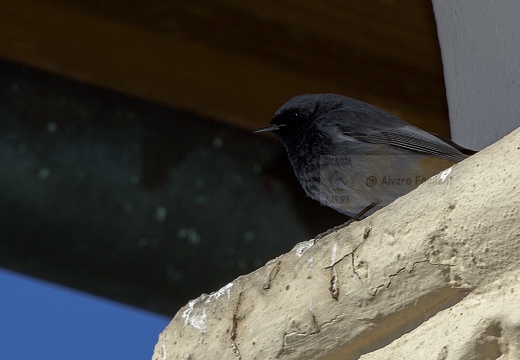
[[256, 93, 475, 218]]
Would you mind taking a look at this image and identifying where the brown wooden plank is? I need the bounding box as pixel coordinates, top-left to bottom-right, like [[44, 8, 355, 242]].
[[0, 0, 449, 134]]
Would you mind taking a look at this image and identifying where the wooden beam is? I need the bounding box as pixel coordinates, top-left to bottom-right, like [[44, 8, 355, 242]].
[[0, 0, 449, 134]]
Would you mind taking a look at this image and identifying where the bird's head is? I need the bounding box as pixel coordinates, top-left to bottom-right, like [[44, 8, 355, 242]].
[[254, 94, 339, 146]]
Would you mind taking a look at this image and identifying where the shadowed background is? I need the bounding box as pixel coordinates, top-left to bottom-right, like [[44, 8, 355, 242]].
[[0, 0, 448, 316]]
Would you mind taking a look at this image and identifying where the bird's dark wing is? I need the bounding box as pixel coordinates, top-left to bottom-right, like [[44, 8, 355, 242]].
[[428, 133, 478, 156], [335, 124, 471, 162]]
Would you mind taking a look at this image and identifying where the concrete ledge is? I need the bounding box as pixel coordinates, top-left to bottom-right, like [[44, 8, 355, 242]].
[[153, 127, 520, 359]]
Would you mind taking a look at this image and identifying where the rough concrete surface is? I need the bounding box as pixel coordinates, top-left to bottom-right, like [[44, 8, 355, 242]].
[[153, 127, 520, 359]]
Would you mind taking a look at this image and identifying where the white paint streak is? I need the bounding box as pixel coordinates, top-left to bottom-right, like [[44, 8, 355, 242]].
[[440, 167, 452, 182], [181, 299, 207, 332], [330, 242, 338, 266], [206, 282, 233, 303], [182, 299, 197, 325], [178, 282, 233, 334], [190, 308, 207, 332], [296, 239, 315, 258]]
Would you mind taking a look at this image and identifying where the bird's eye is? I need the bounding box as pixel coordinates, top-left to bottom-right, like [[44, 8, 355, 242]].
[[288, 110, 300, 122]]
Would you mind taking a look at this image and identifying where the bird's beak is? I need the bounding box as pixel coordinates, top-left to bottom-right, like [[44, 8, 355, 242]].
[[253, 124, 280, 134]]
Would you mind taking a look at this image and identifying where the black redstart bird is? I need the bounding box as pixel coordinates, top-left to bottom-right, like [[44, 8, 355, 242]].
[[255, 93, 475, 219]]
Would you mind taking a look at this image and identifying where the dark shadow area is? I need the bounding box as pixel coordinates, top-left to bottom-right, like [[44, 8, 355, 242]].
[[0, 60, 345, 316]]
